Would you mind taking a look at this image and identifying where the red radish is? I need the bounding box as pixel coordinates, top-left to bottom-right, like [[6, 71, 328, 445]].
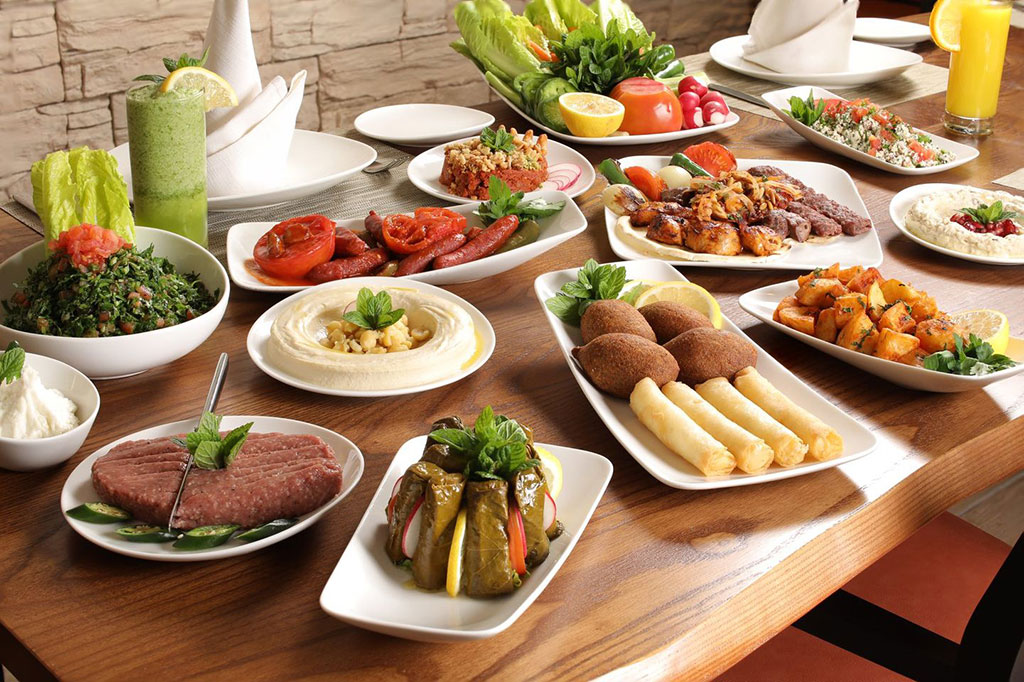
[[681, 106, 704, 129], [677, 75, 708, 98], [702, 100, 730, 125], [540, 163, 582, 191], [400, 496, 425, 558], [508, 504, 528, 575], [543, 492, 557, 532], [700, 91, 726, 108], [386, 476, 404, 523], [678, 91, 701, 111]]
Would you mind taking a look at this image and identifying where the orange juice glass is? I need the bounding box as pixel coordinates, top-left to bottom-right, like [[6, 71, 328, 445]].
[[944, 0, 1012, 136]]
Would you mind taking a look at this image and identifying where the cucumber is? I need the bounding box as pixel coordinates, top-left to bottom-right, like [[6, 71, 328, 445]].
[[115, 525, 176, 543], [515, 73, 549, 113], [236, 518, 299, 542], [534, 77, 575, 108], [172, 524, 239, 550], [669, 153, 711, 177], [66, 502, 132, 524], [485, 71, 524, 111], [536, 97, 570, 133]]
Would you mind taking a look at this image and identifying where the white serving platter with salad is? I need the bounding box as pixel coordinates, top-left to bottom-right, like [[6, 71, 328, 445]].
[[354, 104, 496, 147], [762, 86, 979, 175], [603, 155, 883, 270], [534, 259, 879, 490], [709, 35, 922, 87], [319, 435, 612, 642], [226, 190, 587, 292], [889, 183, 1024, 266], [407, 133, 595, 204], [739, 281, 1024, 392], [61, 415, 364, 562]]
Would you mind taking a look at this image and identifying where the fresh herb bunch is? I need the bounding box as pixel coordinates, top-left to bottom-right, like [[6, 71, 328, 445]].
[[134, 47, 210, 84], [959, 201, 1021, 225], [550, 20, 675, 94], [2, 245, 216, 337], [923, 334, 1017, 376], [343, 288, 405, 331], [172, 411, 254, 470], [0, 341, 25, 385], [787, 91, 825, 126], [479, 126, 516, 152], [475, 176, 565, 225], [430, 406, 539, 482], [545, 259, 643, 326]]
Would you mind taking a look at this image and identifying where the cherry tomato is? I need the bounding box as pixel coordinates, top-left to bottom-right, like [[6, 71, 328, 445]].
[[610, 77, 682, 135], [683, 142, 737, 177], [253, 214, 335, 279], [381, 208, 467, 254], [624, 166, 667, 201]]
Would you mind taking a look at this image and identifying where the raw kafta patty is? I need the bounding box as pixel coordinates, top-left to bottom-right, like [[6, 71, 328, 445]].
[[91, 432, 343, 530]]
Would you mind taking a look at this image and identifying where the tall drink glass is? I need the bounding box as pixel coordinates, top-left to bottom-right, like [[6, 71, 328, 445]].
[[943, 0, 1012, 136], [126, 84, 208, 246]]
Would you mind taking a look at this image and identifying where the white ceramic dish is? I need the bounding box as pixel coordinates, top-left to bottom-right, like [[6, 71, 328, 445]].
[[854, 18, 932, 48], [739, 280, 1024, 392], [110, 131, 377, 211], [407, 133, 595, 204], [709, 35, 922, 87], [354, 104, 495, 146], [0, 353, 100, 472], [604, 156, 883, 270], [226, 190, 587, 292], [889, 183, 1024, 266], [319, 434, 612, 641], [246, 277, 496, 397], [60, 415, 364, 561], [0, 226, 229, 379], [762, 86, 978, 176], [534, 259, 879, 489]]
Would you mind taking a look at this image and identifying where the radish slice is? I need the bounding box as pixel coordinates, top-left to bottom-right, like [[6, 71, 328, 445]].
[[401, 496, 425, 558], [543, 492, 557, 531], [386, 475, 404, 523], [541, 163, 582, 191]]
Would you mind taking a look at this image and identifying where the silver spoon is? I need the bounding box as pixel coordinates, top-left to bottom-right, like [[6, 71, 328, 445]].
[[362, 157, 404, 174]]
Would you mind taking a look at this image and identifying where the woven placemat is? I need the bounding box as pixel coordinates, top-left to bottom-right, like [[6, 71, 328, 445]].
[[684, 51, 950, 121]]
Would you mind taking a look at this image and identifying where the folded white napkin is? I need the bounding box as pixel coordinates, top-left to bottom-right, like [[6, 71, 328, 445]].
[[203, 0, 262, 132], [743, 0, 859, 73]]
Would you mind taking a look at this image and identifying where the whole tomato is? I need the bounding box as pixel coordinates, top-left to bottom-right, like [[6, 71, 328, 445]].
[[610, 77, 683, 135]]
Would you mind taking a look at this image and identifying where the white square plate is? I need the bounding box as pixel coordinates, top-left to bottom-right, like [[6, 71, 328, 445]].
[[604, 156, 883, 270], [319, 435, 612, 641], [534, 259, 879, 489]]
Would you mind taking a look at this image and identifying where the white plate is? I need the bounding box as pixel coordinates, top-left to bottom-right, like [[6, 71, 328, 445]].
[[709, 35, 922, 87], [246, 277, 496, 397], [604, 156, 883, 270], [854, 18, 932, 48], [225, 190, 587, 292], [739, 280, 1024, 392], [889, 183, 1024, 266], [486, 80, 741, 146], [534, 259, 878, 489], [354, 104, 495, 146], [407, 134, 595, 204], [762, 86, 978, 175], [319, 435, 612, 641], [60, 415, 364, 562], [110, 130, 377, 212]]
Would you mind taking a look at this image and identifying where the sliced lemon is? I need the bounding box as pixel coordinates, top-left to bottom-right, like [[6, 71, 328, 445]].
[[930, 0, 966, 52], [558, 92, 625, 138], [535, 446, 563, 500], [161, 66, 238, 111], [445, 508, 468, 597], [633, 281, 722, 329], [948, 309, 1010, 354]]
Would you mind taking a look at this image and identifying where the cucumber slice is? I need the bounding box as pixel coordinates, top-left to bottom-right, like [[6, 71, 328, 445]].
[[517, 73, 550, 114], [485, 71, 524, 111], [236, 518, 299, 542], [535, 77, 575, 107], [115, 525, 176, 543], [66, 502, 131, 524], [172, 524, 239, 550]]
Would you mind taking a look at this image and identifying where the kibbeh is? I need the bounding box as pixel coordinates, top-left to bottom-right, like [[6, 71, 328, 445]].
[[573, 333, 679, 398], [580, 299, 657, 344], [664, 328, 758, 385], [638, 301, 714, 343]]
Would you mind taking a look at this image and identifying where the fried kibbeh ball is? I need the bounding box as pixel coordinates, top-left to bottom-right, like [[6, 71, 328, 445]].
[[580, 299, 657, 344], [638, 301, 714, 344], [572, 333, 679, 398], [663, 328, 758, 385]]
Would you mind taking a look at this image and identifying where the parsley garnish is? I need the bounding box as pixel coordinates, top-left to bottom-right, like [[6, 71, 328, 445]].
[[923, 333, 1018, 376], [429, 407, 539, 481], [787, 91, 825, 126], [0, 341, 25, 385], [475, 176, 565, 226], [342, 287, 404, 331], [134, 47, 210, 84], [479, 126, 516, 152], [544, 258, 643, 326], [172, 411, 254, 470], [959, 201, 1021, 225]]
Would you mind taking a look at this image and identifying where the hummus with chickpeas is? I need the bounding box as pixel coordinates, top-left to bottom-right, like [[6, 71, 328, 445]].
[[267, 285, 478, 391]]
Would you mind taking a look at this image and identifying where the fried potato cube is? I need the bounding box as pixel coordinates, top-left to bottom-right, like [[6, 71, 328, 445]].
[[915, 317, 964, 354], [880, 278, 923, 307], [846, 267, 884, 294], [861, 329, 880, 356], [795, 278, 847, 308], [773, 295, 800, 322], [833, 293, 867, 328], [837, 265, 864, 285], [874, 328, 921, 361], [814, 307, 839, 343], [899, 349, 929, 367], [865, 281, 887, 322], [877, 301, 915, 334], [836, 311, 877, 353], [778, 305, 818, 335], [798, 264, 840, 287], [909, 295, 938, 322]]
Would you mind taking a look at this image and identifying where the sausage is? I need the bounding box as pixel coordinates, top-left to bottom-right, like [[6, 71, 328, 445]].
[[395, 233, 468, 276], [307, 248, 388, 283], [334, 227, 368, 257], [433, 215, 519, 270], [465, 226, 483, 241], [364, 211, 384, 244]]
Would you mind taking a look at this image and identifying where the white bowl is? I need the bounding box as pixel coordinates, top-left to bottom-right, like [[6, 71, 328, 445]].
[[0, 353, 100, 471], [0, 226, 229, 379]]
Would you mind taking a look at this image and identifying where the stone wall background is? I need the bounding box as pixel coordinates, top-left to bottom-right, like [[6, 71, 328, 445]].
[[0, 0, 756, 202]]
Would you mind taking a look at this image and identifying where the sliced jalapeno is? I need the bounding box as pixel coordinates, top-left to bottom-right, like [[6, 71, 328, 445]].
[[115, 525, 177, 543], [172, 524, 240, 550], [236, 518, 299, 542], [66, 502, 132, 524]]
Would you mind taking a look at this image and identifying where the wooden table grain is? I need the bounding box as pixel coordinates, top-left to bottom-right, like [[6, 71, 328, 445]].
[[1, 16, 1022, 682]]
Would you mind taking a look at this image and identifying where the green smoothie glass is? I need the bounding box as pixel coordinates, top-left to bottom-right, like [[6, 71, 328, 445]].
[[126, 84, 208, 246]]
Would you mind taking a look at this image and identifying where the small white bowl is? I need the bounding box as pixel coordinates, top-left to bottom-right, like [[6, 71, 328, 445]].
[[0, 226, 229, 379], [0, 353, 100, 472]]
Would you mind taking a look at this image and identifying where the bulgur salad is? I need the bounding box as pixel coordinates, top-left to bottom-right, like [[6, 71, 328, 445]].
[[439, 126, 549, 200], [787, 93, 954, 169]]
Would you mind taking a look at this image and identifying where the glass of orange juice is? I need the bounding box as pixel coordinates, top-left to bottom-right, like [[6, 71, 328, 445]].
[[933, 0, 1013, 136]]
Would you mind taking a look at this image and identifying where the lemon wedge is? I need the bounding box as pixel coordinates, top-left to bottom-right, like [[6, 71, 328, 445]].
[[535, 446, 563, 499], [445, 508, 468, 597], [161, 66, 238, 111], [930, 0, 966, 52], [948, 309, 1010, 354], [558, 92, 625, 138], [633, 282, 722, 329]]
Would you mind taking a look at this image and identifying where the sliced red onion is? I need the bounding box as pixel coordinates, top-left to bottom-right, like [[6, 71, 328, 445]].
[[541, 163, 582, 191]]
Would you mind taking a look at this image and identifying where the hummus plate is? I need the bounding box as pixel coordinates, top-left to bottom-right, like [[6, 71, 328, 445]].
[[247, 277, 495, 397]]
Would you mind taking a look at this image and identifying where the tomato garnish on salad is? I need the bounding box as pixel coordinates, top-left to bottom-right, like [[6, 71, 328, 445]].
[[381, 208, 466, 254], [683, 142, 737, 178], [253, 214, 336, 279], [48, 223, 128, 269]]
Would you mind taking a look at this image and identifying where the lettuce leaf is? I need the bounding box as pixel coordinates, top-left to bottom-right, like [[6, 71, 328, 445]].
[[525, 0, 568, 41], [553, 0, 596, 30], [453, 1, 541, 81], [593, 0, 648, 38], [31, 151, 77, 244]]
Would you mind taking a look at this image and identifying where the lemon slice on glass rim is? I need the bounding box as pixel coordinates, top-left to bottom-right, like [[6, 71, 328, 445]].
[[161, 66, 238, 111]]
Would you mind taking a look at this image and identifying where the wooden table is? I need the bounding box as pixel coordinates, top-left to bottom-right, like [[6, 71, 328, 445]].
[[2, 16, 1022, 682]]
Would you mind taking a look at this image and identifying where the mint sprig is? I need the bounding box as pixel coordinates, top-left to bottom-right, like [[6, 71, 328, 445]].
[[429, 407, 538, 482], [342, 288, 404, 331], [479, 126, 516, 152], [475, 176, 564, 226], [923, 333, 1017, 376], [134, 47, 210, 84], [0, 341, 25, 385], [172, 411, 254, 470], [959, 201, 1021, 226], [787, 91, 825, 126], [544, 258, 643, 326]]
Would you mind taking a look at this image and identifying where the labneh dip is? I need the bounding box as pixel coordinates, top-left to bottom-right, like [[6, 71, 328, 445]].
[[905, 189, 1024, 258], [0, 363, 79, 439]]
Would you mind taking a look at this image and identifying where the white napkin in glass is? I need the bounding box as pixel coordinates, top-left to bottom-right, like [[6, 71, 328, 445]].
[[743, 0, 859, 73], [203, 0, 262, 132]]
